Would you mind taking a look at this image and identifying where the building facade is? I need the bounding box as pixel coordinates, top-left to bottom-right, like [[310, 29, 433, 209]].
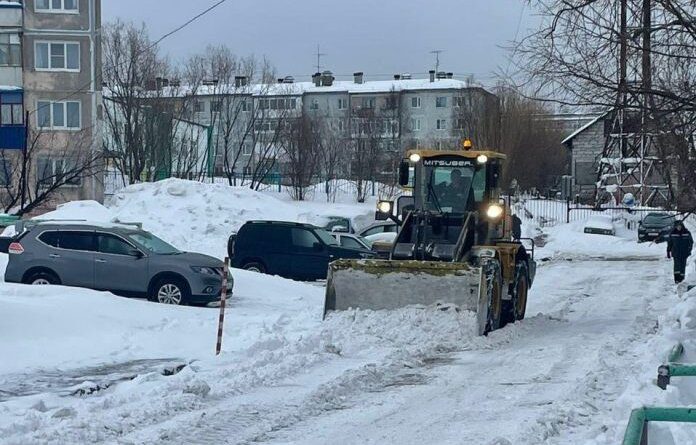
[[0, 0, 102, 214], [179, 70, 500, 182]]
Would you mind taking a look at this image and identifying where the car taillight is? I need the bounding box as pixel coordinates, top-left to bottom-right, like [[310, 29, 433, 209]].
[[8, 242, 24, 254]]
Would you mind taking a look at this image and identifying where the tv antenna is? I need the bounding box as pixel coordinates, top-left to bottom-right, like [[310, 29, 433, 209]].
[[429, 49, 444, 73], [315, 44, 327, 73]]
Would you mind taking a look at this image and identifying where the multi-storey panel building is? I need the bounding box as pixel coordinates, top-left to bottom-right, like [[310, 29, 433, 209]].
[[0, 0, 102, 212]]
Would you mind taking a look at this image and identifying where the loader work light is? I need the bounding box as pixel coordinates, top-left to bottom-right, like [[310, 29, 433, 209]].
[[377, 200, 393, 214], [476, 154, 488, 164], [486, 203, 504, 219], [409, 153, 421, 163]]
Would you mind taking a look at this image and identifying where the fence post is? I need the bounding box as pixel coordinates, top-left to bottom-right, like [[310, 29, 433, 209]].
[[566, 198, 571, 224], [215, 257, 229, 356]]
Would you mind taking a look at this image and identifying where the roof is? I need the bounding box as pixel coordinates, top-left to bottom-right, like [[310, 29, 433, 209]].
[[562, 112, 609, 145], [147, 77, 484, 99]]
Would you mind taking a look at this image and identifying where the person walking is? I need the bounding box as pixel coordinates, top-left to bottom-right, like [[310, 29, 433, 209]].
[[667, 220, 693, 284]]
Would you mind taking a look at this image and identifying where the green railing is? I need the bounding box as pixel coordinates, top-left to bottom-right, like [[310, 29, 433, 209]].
[[622, 407, 696, 445], [657, 343, 696, 390]]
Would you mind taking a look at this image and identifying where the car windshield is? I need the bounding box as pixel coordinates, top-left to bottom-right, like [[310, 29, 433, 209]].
[[643, 214, 674, 225], [126, 231, 181, 254], [314, 228, 339, 246]]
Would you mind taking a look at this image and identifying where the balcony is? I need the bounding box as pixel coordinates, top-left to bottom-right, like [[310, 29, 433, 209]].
[[0, 88, 25, 150], [0, 1, 23, 28]]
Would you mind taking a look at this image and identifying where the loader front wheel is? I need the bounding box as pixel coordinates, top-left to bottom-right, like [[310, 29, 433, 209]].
[[483, 260, 503, 335], [502, 262, 529, 325]]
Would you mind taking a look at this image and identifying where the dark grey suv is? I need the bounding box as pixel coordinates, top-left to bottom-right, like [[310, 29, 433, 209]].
[[4, 222, 233, 305]]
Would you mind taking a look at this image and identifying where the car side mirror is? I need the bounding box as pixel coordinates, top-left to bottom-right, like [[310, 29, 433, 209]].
[[128, 248, 143, 258], [313, 242, 324, 252], [398, 161, 410, 186]]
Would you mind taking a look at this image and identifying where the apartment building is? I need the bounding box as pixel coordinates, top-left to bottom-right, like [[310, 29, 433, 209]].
[[183, 70, 499, 179], [0, 0, 102, 212]]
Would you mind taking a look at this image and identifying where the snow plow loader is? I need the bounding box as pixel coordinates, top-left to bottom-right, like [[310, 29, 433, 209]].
[[324, 141, 536, 335]]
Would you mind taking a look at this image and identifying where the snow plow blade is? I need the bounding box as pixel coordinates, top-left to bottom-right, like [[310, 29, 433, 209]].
[[324, 259, 489, 335]]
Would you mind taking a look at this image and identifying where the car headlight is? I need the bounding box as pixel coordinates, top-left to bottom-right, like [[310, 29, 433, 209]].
[[486, 203, 504, 219], [191, 266, 218, 276]]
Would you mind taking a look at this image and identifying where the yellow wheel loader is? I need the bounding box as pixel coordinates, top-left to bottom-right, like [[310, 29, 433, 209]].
[[324, 141, 536, 335]]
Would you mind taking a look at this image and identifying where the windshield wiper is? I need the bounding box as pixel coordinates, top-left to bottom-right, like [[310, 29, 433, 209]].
[[427, 177, 444, 213]]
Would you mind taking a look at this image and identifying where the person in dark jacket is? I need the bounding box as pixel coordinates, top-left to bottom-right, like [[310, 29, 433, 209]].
[[511, 213, 522, 241], [667, 220, 693, 283]]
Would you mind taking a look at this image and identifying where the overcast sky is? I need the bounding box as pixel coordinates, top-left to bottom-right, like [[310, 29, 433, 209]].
[[103, 0, 538, 86]]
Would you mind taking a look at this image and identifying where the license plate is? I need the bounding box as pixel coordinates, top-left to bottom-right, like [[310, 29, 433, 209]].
[[649, 232, 659, 236]]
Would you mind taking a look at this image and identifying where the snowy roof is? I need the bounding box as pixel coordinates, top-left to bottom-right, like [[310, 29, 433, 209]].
[[138, 77, 484, 99], [0, 85, 22, 92], [561, 112, 609, 145], [0, 2, 22, 8]]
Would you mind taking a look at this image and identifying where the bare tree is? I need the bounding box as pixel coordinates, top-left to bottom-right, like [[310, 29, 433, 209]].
[[451, 87, 501, 149], [317, 118, 347, 202], [0, 123, 102, 216], [277, 115, 322, 201]]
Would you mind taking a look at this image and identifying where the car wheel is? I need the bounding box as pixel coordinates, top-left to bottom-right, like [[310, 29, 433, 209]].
[[154, 278, 189, 305], [242, 261, 266, 274], [26, 271, 60, 286]]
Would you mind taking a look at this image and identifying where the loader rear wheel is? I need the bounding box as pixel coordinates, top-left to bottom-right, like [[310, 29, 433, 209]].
[[502, 262, 529, 325], [483, 260, 503, 335]]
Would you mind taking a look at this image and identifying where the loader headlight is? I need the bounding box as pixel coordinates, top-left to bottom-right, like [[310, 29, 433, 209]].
[[409, 153, 421, 163], [486, 203, 504, 219], [476, 154, 488, 164], [377, 200, 393, 214]]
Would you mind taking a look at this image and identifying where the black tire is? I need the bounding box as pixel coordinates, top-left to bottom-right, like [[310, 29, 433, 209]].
[[152, 277, 190, 305], [503, 262, 529, 325], [25, 270, 60, 286], [242, 261, 266, 274], [483, 260, 503, 335]]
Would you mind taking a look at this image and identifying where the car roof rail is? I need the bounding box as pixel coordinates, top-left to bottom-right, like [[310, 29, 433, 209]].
[[15, 218, 143, 233]]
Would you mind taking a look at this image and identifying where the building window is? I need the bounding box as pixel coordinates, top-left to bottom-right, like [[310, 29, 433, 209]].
[[0, 34, 21, 67], [337, 120, 345, 132], [210, 101, 221, 113], [455, 118, 466, 130], [258, 99, 269, 110], [35, 42, 80, 71], [37, 157, 81, 187], [243, 166, 252, 175], [35, 0, 78, 12], [242, 143, 252, 155], [0, 159, 11, 186], [410, 118, 421, 132], [436, 119, 447, 130], [238, 100, 248, 112], [310, 99, 319, 110], [37, 100, 81, 130], [361, 97, 376, 109], [411, 97, 421, 108], [0, 103, 23, 125], [454, 96, 467, 108], [338, 98, 347, 110], [435, 96, 447, 108], [193, 100, 204, 113]]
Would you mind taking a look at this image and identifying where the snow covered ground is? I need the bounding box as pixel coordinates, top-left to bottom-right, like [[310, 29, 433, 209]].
[[1, 179, 695, 444]]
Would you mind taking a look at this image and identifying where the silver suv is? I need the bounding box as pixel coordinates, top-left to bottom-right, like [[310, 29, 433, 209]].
[[4, 221, 232, 305]]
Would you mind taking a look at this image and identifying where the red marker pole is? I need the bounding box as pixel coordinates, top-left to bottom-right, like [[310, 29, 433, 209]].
[[215, 257, 229, 356]]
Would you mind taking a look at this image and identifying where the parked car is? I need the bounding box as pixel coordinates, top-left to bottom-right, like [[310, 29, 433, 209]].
[[638, 212, 675, 243], [229, 220, 375, 280], [357, 221, 398, 238], [322, 216, 354, 234], [331, 232, 372, 250], [583, 215, 615, 236], [365, 232, 398, 259], [4, 222, 232, 305]]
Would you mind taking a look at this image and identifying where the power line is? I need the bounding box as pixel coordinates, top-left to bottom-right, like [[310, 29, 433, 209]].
[[27, 0, 231, 116]]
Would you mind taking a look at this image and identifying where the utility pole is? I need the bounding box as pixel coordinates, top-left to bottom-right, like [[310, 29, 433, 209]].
[[315, 44, 326, 73]]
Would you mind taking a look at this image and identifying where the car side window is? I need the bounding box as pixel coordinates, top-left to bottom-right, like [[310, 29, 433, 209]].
[[362, 227, 382, 237], [59, 231, 96, 251], [385, 225, 397, 233], [291, 228, 318, 249], [97, 233, 134, 256], [341, 237, 363, 249], [38, 231, 60, 247]]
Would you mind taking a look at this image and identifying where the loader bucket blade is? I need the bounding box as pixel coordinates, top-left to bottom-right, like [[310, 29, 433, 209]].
[[324, 259, 488, 335]]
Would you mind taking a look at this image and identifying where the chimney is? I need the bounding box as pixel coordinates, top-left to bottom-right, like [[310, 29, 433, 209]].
[[353, 71, 364, 84], [321, 70, 334, 87], [312, 72, 321, 87], [234, 76, 248, 88], [436, 71, 446, 79], [277, 78, 284, 84], [429, 70, 435, 82], [394, 74, 401, 80], [401, 73, 412, 80], [446, 72, 453, 79], [283, 75, 295, 84]]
